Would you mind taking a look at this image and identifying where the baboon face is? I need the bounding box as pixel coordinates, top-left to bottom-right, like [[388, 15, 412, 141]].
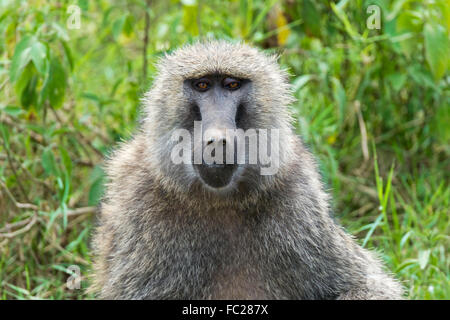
[[145, 41, 293, 195], [183, 74, 252, 189]]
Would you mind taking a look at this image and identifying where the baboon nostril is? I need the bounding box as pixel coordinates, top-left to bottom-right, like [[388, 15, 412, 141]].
[[192, 104, 202, 121], [206, 137, 226, 146], [235, 104, 245, 128]]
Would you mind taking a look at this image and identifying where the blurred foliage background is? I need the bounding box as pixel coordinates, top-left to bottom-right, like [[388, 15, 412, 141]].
[[0, 0, 448, 299]]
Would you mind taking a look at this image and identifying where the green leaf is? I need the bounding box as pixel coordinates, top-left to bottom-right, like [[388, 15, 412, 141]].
[[20, 74, 38, 108], [0, 123, 10, 149], [14, 63, 34, 102], [362, 214, 384, 248], [400, 230, 413, 249], [408, 64, 438, 90], [51, 22, 70, 41], [123, 14, 134, 36], [9, 35, 34, 82], [78, 0, 89, 11], [42, 148, 59, 176], [292, 74, 314, 92], [66, 228, 88, 252], [5, 283, 30, 297], [418, 249, 431, 270], [40, 58, 66, 109], [59, 147, 72, 176], [88, 177, 104, 206], [112, 15, 126, 40], [433, 103, 450, 144], [61, 40, 74, 71], [396, 11, 422, 58], [424, 22, 449, 80], [302, 0, 321, 37], [30, 41, 48, 75], [331, 77, 347, 127], [0, 105, 23, 117], [88, 166, 105, 206], [250, 0, 278, 35], [387, 72, 407, 92], [330, 2, 359, 39], [60, 201, 68, 229]]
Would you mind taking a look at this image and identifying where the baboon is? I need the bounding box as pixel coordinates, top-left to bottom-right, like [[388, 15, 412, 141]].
[[90, 40, 403, 299]]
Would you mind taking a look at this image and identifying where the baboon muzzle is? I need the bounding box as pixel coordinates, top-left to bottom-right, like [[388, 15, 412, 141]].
[[191, 83, 242, 189], [196, 125, 238, 189]]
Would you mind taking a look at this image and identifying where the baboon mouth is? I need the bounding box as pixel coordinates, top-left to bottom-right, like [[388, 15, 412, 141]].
[[195, 163, 237, 189]]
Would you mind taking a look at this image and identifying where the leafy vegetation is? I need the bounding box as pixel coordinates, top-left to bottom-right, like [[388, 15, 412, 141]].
[[0, 0, 448, 299]]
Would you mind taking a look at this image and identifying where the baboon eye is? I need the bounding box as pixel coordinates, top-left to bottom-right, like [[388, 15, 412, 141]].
[[223, 77, 241, 91], [193, 79, 211, 92]]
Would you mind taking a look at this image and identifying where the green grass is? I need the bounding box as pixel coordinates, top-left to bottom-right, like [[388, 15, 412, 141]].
[[0, 0, 448, 299]]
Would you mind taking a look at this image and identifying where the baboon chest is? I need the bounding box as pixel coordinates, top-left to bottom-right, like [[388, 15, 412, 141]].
[[146, 210, 273, 298], [180, 216, 289, 298], [208, 268, 270, 299], [137, 207, 310, 299]]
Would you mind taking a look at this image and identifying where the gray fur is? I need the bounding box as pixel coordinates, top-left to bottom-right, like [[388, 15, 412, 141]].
[[90, 40, 403, 299]]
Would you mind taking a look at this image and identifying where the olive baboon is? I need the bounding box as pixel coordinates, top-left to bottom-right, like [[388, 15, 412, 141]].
[[90, 40, 403, 299]]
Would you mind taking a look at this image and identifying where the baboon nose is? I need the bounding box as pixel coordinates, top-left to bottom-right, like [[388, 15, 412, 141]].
[[204, 128, 227, 146], [197, 128, 237, 188], [206, 137, 226, 146], [203, 128, 232, 165]]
